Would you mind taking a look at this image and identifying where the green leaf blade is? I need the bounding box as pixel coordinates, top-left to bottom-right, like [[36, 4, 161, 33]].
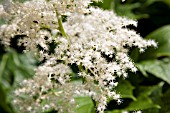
[[137, 59, 170, 84], [75, 96, 95, 113], [115, 80, 136, 101], [140, 25, 170, 60]]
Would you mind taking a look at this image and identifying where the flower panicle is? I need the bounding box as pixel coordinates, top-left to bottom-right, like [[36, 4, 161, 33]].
[[0, 0, 156, 113]]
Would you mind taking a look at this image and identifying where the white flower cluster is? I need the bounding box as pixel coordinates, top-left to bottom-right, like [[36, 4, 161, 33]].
[[0, 5, 4, 16], [0, 0, 156, 113], [0, 4, 11, 29]]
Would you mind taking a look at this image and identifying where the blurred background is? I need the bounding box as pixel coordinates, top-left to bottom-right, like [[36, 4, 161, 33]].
[[0, 0, 170, 113]]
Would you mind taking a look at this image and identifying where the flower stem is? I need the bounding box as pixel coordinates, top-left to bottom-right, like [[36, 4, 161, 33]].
[[56, 11, 68, 38]]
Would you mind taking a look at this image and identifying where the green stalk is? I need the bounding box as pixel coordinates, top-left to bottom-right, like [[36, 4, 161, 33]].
[[56, 11, 68, 38]]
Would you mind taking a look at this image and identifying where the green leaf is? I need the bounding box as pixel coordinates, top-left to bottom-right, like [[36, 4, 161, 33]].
[[0, 85, 7, 106], [160, 88, 170, 113], [136, 82, 164, 97], [115, 3, 148, 19], [137, 59, 170, 84], [0, 49, 35, 86], [143, 0, 161, 6], [101, 0, 114, 10], [125, 84, 162, 111], [125, 96, 160, 111], [108, 83, 163, 112], [163, 0, 170, 6], [0, 85, 13, 113], [75, 96, 95, 113], [130, 48, 140, 63], [140, 25, 170, 60], [115, 80, 136, 100], [107, 109, 123, 113]]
